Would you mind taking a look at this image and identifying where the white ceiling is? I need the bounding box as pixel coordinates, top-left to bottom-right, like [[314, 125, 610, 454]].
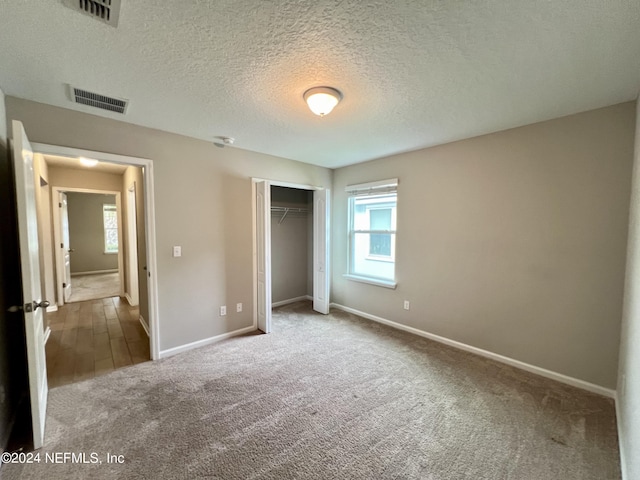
[[1, 1, 639, 169]]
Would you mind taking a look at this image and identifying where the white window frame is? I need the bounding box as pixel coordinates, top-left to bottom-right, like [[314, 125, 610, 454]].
[[345, 178, 398, 289], [103, 203, 119, 254]]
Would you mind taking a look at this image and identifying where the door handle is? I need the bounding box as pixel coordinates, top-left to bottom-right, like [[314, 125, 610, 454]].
[[7, 300, 50, 313], [33, 300, 50, 311], [68, 248, 75, 253]]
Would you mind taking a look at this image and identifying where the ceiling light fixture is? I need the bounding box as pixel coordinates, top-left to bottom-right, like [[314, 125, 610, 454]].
[[79, 157, 99, 167], [303, 87, 342, 117]]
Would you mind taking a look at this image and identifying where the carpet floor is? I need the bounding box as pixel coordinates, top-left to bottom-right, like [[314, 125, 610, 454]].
[[67, 273, 121, 303], [3, 301, 620, 479]]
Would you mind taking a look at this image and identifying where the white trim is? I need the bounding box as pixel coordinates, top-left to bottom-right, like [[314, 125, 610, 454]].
[[43, 327, 51, 345], [125, 292, 135, 306], [139, 315, 149, 337], [32, 143, 161, 361], [251, 177, 322, 191], [159, 325, 256, 359], [615, 393, 628, 480], [45, 305, 58, 313], [330, 303, 616, 398], [345, 178, 398, 193], [71, 269, 118, 276], [343, 274, 397, 289], [272, 295, 313, 308]]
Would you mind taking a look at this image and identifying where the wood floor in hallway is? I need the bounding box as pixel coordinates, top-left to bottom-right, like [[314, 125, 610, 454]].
[[45, 296, 150, 388]]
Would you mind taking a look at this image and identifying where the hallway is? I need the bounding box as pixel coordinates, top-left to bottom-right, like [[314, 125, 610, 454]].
[[45, 297, 149, 388]]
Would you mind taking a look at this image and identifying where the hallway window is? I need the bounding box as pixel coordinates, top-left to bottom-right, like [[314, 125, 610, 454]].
[[103, 204, 119, 253]]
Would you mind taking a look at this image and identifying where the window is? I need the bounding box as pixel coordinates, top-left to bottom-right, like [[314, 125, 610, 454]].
[[346, 179, 398, 288], [103, 204, 119, 253]]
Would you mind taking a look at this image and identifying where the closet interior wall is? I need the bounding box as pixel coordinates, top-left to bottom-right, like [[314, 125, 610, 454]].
[[270, 186, 313, 305]]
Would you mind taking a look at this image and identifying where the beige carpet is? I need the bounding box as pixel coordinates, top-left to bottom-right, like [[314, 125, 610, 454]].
[[67, 273, 120, 303], [4, 302, 620, 479]]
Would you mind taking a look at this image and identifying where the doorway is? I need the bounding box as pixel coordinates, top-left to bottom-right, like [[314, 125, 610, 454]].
[[44, 164, 151, 387], [270, 186, 313, 307], [52, 188, 124, 305], [31, 142, 160, 361], [252, 179, 330, 333]]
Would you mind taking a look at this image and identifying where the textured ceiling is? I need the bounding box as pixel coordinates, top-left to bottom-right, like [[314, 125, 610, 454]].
[[1, 1, 639, 168]]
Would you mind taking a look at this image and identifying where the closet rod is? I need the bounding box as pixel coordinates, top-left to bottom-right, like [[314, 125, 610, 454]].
[[270, 206, 309, 224]]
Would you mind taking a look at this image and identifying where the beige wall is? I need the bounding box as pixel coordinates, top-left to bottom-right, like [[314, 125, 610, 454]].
[[332, 102, 636, 389], [0, 88, 5, 147], [48, 166, 124, 192], [66, 192, 119, 274], [6, 97, 332, 352], [618, 98, 640, 480], [0, 85, 14, 449], [271, 186, 311, 303]]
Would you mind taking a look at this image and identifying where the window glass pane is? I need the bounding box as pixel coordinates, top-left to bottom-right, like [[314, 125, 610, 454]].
[[370, 208, 391, 230], [103, 204, 118, 253], [370, 233, 391, 256], [348, 191, 396, 283], [352, 232, 395, 280]]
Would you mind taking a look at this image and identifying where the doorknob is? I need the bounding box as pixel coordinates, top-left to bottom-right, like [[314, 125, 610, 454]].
[[68, 248, 75, 253], [33, 300, 50, 311], [7, 300, 50, 313]]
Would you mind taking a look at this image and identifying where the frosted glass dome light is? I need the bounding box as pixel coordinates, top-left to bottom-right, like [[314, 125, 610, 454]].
[[304, 87, 342, 117]]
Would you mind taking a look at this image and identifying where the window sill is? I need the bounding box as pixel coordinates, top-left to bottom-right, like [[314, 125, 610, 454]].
[[365, 255, 394, 263], [343, 274, 397, 289], [104, 251, 118, 255]]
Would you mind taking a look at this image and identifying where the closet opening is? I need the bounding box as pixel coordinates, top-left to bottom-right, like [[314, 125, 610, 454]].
[[252, 179, 330, 334], [270, 186, 314, 309]]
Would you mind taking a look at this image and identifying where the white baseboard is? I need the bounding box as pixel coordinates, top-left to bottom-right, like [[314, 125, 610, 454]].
[[158, 325, 256, 359], [139, 315, 149, 337], [71, 269, 118, 276], [125, 293, 139, 307], [272, 295, 313, 308], [46, 305, 58, 313], [330, 303, 616, 399]]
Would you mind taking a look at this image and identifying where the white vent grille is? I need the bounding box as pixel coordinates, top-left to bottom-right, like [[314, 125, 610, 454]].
[[62, 0, 121, 27], [70, 86, 128, 114]]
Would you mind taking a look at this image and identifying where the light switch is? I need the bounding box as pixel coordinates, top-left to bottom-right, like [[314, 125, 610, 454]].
[[173, 246, 182, 257]]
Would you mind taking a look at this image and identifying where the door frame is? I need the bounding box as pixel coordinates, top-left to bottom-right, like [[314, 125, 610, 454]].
[[32, 143, 161, 361], [251, 178, 331, 331], [52, 187, 124, 306]]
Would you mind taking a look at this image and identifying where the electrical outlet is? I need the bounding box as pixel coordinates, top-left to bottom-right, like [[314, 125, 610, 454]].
[[236, 303, 243, 313], [403, 300, 410, 310], [172, 246, 181, 257], [220, 305, 226, 316]]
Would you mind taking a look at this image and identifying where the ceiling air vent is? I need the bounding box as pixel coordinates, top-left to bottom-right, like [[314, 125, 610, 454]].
[[70, 86, 129, 114], [62, 0, 121, 27]]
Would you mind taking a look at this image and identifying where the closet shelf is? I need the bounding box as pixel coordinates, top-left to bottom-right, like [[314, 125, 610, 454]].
[[271, 206, 309, 224]]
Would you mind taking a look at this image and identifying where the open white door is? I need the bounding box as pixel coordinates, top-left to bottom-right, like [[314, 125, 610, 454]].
[[12, 120, 48, 449], [313, 188, 330, 314], [256, 180, 272, 333], [60, 192, 72, 302], [125, 185, 139, 306]]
